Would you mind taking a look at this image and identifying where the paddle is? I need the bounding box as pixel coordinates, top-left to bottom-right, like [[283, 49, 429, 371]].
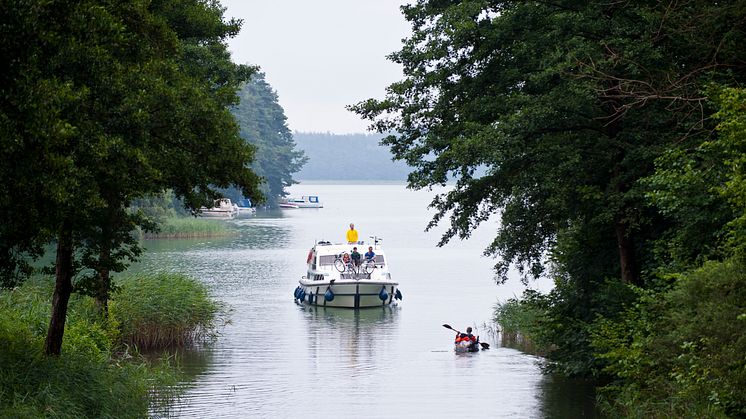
[[442, 324, 490, 349]]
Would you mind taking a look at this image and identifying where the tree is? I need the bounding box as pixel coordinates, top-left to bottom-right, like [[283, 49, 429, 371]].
[[0, 0, 261, 355], [230, 73, 307, 206], [351, 0, 746, 285], [350, 0, 746, 375]]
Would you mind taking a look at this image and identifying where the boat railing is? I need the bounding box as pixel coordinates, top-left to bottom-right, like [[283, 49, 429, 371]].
[[340, 272, 372, 280]]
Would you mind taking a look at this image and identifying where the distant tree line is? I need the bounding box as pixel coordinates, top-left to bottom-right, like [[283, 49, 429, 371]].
[[293, 132, 410, 180], [352, 1, 746, 415]]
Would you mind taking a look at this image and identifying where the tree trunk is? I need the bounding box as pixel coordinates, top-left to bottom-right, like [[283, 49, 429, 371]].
[[614, 218, 640, 286], [95, 266, 110, 320], [95, 222, 112, 320], [44, 226, 74, 356]]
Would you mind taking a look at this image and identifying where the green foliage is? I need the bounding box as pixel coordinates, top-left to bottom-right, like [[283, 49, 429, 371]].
[[0, 279, 181, 418], [111, 273, 221, 350], [229, 73, 307, 206], [591, 259, 746, 417], [712, 87, 746, 256], [493, 296, 545, 353], [0, 0, 263, 353], [352, 1, 746, 395], [131, 190, 191, 222]]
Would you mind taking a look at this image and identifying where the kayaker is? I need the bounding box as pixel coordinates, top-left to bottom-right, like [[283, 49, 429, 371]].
[[456, 327, 475, 342], [346, 223, 359, 243]]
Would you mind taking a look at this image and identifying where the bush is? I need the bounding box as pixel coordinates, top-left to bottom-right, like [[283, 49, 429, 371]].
[[592, 258, 746, 417]]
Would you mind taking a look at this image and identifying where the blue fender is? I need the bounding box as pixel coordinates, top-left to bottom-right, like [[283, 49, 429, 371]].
[[324, 288, 335, 302], [378, 287, 389, 301]]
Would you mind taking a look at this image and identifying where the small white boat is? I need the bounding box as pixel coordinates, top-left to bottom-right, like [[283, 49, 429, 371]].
[[280, 195, 323, 208], [294, 238, 401, 308], [236, 198, 256, 215], [199, 198, 238, 219]]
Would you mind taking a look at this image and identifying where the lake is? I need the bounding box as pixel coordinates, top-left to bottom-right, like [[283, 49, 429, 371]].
[[138, 182, 597, 418]]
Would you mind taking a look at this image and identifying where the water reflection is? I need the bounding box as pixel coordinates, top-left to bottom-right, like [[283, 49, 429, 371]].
[[538, 375, 599, 418], [301, 306, 399, 374]]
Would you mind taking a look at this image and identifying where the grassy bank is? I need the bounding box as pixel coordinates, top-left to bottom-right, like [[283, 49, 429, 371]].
[[142, 217, 236, 239], [0, 273, 222, 417]]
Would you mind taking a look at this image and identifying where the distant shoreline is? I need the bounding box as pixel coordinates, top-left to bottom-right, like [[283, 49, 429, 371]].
[[294, 179, 406, 185]]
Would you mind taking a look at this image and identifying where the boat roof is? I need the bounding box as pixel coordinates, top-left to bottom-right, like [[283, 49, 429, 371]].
[[312, 240, 383, 255]]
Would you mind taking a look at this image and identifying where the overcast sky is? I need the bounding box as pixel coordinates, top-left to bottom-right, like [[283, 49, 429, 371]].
[[221, 0, 411, 134]]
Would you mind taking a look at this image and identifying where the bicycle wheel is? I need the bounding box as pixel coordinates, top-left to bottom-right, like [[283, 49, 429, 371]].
[[334, 258, 346, 272], [363, 260, 375, 274]]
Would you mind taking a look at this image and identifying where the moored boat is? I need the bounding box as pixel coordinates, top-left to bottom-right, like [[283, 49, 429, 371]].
[[236, 198, 256, 215], [294, 238, 401, 308], [199, 198, 238, 219], [280, 195, 323, 208]]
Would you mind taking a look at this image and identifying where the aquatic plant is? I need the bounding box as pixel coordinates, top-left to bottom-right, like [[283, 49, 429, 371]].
[[141, 217, 237, 239], [111, 273, 221, 350], [0, 279, 180, 417]]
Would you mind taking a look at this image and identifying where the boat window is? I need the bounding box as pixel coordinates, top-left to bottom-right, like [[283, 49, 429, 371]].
[[374, 255, 385, 265], [318, 255, 336, 266]]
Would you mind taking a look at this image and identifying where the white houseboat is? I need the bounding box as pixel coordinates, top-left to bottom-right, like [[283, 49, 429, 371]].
[[280, 195, 323, 208], [294, 238, 401, 308], [199, 198, 238, 219]]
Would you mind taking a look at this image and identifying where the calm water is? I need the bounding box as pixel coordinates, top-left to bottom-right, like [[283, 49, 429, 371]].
[[137, 182, 597, 418]]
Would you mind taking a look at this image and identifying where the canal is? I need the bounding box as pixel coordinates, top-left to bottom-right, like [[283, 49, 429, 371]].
[[138, 182, 597, 418]]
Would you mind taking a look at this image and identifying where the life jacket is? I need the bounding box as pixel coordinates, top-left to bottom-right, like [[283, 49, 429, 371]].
[[455, 334, 475, 343], [307, 250, 313, 263]]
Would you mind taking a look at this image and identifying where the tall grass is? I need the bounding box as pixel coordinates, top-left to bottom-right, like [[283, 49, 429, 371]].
[[0, 278, 181, 418], [142, 217, 235, 239], [493, 298, 544, 354], [111, 273, 222, 350]]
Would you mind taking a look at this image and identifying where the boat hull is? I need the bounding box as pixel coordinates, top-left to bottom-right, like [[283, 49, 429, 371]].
[[296, 279, 400, 308], [454, 340, 480, 353]]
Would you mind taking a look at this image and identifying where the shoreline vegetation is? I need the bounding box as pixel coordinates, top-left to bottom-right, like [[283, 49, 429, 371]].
[[494, 257, 746, 417], [141, 217, 237, 240], [0, 273, 222, 417]]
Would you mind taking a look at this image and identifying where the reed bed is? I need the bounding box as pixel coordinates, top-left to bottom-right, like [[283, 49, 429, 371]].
[[142, 217, 236, 239], [493, 298, 544, 355], [0, 278, 180, 417], [111, 273, 221, 350]]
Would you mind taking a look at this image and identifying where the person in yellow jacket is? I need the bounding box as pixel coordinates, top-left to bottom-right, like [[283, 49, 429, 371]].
[[346, 223, 358, 243]]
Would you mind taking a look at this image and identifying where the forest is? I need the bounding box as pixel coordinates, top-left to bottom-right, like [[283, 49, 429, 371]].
[[293, 132, 409, 180], [351, 1, 745, 416]]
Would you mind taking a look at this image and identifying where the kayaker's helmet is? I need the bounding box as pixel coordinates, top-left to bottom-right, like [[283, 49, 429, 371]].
[[466, 327, 472, 333]]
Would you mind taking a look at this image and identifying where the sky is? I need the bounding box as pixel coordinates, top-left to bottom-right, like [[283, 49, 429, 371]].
[[221, 0, 411, 134]]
